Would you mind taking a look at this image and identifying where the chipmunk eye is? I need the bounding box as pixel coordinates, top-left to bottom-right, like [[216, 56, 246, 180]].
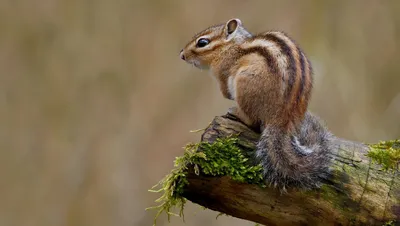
[[196, 38, 210, 48]]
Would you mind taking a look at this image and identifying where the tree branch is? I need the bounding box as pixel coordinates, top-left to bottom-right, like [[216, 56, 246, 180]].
[[181, 114, 400, 226]]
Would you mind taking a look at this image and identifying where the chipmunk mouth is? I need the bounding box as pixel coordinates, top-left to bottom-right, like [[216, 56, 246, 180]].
[[186, 59, 199, 68], [190, 60, 209, 70], [180, 51, 208, 69], [181, 56, 209, 70]]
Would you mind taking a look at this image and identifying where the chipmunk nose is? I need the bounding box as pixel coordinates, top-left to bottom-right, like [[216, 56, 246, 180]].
[[180, 49, 185, 60]]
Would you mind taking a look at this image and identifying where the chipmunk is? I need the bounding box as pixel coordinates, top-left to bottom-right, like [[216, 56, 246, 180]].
[[180, 18, 333, 190]]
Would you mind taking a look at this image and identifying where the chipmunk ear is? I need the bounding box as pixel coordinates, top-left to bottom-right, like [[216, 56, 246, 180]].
[[225, 18, 242, 40]]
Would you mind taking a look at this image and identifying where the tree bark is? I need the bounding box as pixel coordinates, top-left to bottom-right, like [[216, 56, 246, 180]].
[[182, 114, 400, 226]]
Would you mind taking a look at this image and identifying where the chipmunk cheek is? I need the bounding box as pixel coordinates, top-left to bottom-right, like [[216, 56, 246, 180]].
[[202, 55, 214, 65]]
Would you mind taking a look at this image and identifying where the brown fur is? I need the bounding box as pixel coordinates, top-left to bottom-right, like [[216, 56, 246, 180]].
[[180, 19, 332, 190]]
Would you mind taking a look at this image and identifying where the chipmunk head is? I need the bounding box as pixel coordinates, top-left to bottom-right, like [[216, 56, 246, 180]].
[[180, 18, 251, 69]]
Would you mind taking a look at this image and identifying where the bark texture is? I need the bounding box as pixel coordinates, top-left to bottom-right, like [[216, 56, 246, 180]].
[[182, 114, 400, 226]]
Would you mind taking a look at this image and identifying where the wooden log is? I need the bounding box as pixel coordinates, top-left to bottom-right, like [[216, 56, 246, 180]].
[[182, 114, 400, 226]]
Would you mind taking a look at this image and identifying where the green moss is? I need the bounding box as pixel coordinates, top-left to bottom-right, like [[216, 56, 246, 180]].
[[146, 136, 264, 226], [319, 182, 358, 213], [319, 184, 341, 205], [367, 139, 400, 171], [383, 220, 396, 226]]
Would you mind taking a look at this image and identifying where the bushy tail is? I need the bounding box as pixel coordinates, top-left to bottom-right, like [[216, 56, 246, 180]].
[[256, 112, 333, 190]]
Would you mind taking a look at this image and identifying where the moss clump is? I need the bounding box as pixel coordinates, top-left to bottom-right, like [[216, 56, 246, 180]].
[[367, 139, 400, 171], [147, 136, 264, 226], [383, 220, 396, 226]]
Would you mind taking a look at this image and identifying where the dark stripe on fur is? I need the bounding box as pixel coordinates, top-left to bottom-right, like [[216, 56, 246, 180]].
[[262, 33, 297, 101], [307, 58, 313, 84], [238, 46, 280, 75], [297, 49, 306, 103], [195, 42, 224, 54]]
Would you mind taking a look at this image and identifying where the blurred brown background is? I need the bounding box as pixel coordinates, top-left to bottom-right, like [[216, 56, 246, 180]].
[[0, 0, 399, 226]]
